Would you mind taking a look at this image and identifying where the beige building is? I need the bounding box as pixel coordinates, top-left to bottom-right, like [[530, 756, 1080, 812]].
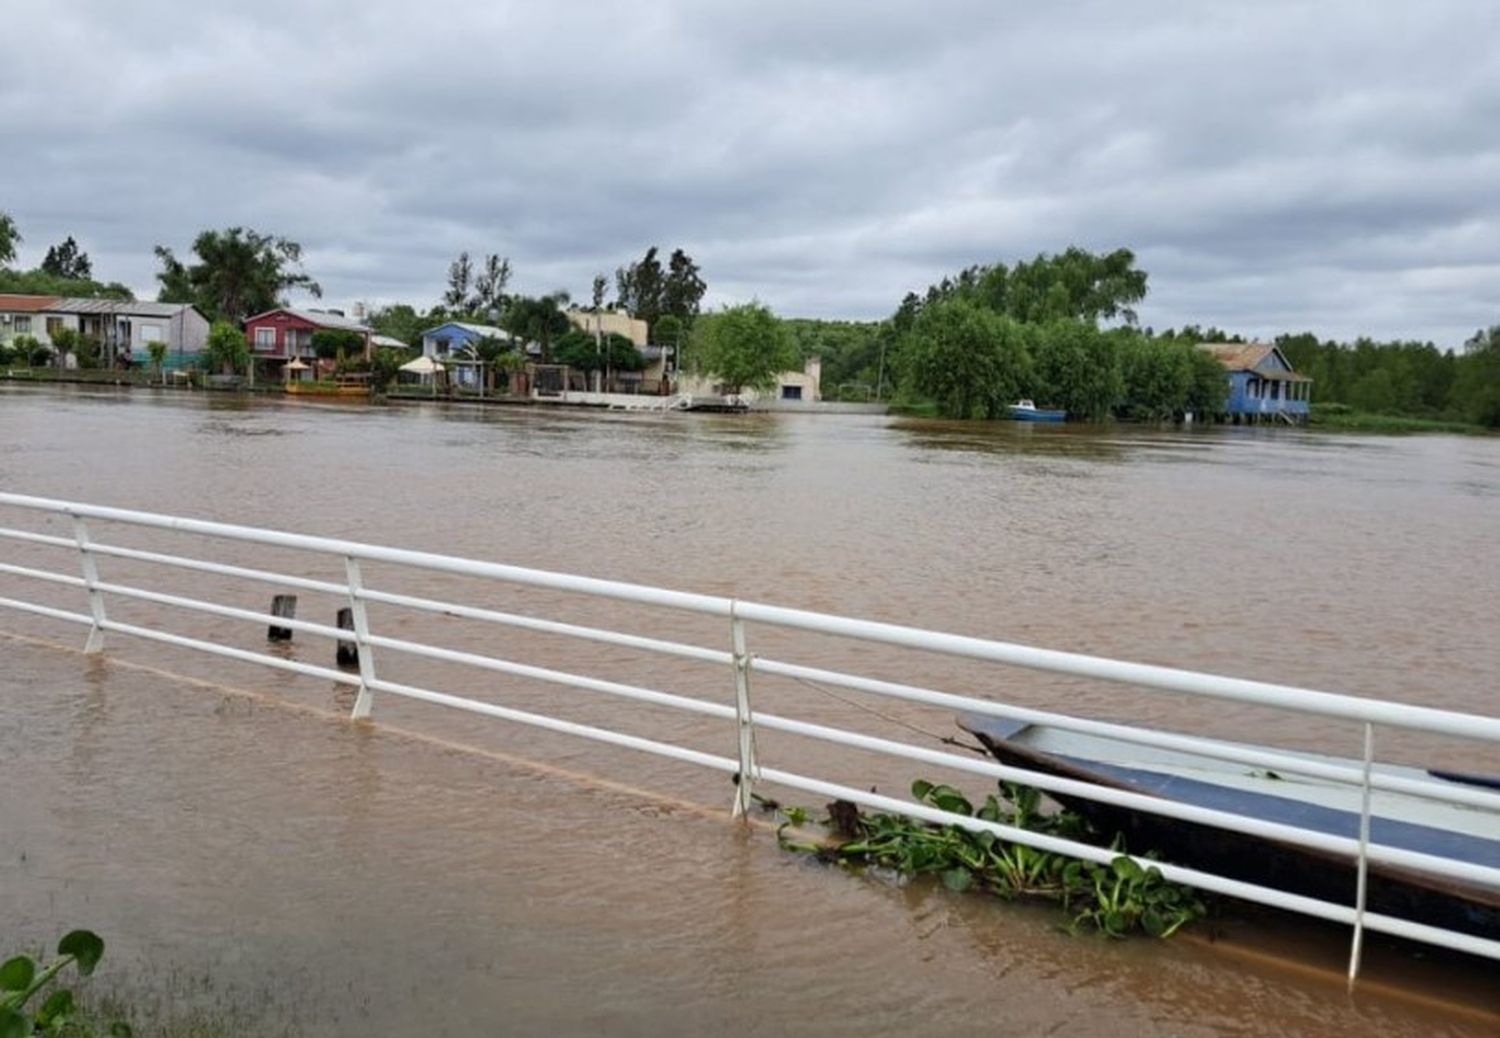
[[565, 308, 648, 347], [678, 356, 822, 403]]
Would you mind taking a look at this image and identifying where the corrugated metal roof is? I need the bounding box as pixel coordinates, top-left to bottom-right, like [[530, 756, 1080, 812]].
[[0, 294, 63, 312], [370, 334, 409, 349], [420, 321, 511, 339], [50, 298, 199, 318], [245, 307, 372, 333]]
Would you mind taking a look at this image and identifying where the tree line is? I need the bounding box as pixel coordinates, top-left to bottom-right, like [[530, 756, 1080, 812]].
[[1272, 330, 1498, 426], [789, 249, 1500, 428], [4, 207, 1496, 424], [0, 214, 133, 300]]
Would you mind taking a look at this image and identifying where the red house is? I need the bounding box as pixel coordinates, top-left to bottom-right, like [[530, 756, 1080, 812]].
[[242, 308, 373, 379]]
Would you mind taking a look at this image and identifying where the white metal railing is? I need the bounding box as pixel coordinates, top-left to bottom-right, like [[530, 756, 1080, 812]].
[[1, 491, 1498, 981]]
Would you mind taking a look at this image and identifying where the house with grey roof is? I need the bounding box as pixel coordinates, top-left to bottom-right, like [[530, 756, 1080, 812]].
[[14, 298, 210, 368]]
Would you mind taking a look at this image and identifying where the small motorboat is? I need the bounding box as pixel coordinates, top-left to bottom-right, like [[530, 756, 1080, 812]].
[[958, 714, 1500, 939], [1006, 399, 1067, 422]]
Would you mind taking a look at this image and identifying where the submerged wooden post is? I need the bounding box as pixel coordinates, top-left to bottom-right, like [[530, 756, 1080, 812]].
[[336, 607, 358, 667], [268, 594, 297, 641]]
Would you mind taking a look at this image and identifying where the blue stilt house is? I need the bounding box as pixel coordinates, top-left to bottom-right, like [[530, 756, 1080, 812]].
[[419, 321, 517, 391], [1199, 343, 1312, 424]]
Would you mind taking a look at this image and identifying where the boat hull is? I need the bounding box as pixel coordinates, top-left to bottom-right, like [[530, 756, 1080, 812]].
[[958, 717, 1500, 942], [1006, 407, 1066, 422]]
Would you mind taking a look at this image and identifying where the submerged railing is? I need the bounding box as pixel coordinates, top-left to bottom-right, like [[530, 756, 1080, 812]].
[[0, 490, 1497, 981]]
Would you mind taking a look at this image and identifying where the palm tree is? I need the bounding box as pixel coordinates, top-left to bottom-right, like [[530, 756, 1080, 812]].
[[503, 291, 571, 364]]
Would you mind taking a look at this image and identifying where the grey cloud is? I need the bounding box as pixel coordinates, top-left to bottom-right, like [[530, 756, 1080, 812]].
[[3, 0, 1499, 344]]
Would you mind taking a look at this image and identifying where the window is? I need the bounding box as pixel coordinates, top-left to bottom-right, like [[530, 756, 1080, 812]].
[[140, 324, 163, 343], [12, 316, 30, 334], [254, 327, 276, 350], [781, 385, 803, 400], [46, 317, 65, 338]]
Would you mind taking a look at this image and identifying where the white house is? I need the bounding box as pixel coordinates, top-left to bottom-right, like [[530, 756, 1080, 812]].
[[1, 295, 210, 366]]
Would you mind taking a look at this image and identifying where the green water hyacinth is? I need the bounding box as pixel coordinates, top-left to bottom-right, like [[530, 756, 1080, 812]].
[[0, 930, 130, 1038], [776, 780, 1207, 940]]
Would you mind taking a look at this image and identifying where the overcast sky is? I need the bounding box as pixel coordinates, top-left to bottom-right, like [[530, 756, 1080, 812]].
[[4, 1, 1499, 345]]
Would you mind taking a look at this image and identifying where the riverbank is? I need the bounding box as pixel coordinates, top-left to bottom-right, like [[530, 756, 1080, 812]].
[[1307, 406, 1488, 435], [1, 371, 888, 415]]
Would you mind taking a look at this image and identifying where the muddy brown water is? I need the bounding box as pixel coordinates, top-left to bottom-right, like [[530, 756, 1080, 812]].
[[1, 384, 1497, 1035]]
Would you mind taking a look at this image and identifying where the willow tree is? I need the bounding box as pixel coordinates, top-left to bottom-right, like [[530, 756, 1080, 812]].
[[898, 298, 1031, 418], [1030, 320, 1125, 422], [694, 302, 798, 394]]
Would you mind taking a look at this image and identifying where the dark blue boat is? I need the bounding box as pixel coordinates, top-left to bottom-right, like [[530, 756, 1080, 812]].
[[958, 715, 1500, 940]]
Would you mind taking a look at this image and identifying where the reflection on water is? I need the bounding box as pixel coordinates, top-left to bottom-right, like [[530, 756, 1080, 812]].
[[1, 384, 1498, 1035]]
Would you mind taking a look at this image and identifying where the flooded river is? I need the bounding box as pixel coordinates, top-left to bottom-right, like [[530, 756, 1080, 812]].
[[1, 384, 1497, 1035]]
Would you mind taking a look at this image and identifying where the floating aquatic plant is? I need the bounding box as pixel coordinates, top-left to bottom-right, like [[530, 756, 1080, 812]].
[[0, 929, 130, 1037], [773, 780, 1207, 939]]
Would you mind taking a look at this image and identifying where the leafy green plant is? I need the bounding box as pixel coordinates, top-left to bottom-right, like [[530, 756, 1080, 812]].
[[776, 779, 1208, 940], [1068, 855, 1205, 938], [0, 930, 130, 1037]]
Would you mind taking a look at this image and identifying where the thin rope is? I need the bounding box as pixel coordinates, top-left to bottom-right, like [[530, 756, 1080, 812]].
[[784, 672, 989, 756]]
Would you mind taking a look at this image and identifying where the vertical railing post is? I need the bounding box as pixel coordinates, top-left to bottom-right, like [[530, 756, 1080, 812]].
[[344, 556, 376, 719], [71, 515, 107, 654], [1347, 722, 1375, 988], [729, 602, 759, 818]]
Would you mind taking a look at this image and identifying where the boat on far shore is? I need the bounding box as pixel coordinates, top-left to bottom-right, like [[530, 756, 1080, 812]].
[[1007, 399, 1067, 422]]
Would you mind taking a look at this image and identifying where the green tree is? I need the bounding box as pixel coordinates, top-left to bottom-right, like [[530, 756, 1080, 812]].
[[785, 318, 887, 399], [1030, 321, 1124, 421], [368, 303, 445, 346], [662, 248, 707, 324], [154, 228, 321, 321], [503, 292, 571, 363], [1186, 345, 1230, 418], [1454, 327, 1500, 427], [0, 268, 132, 300], [49, 327, 79, 370], [444, 252, 475, 312], [898, 299, 1032, 418], [0, 211, 18, 266], [473, 254, 512, 316], [21, 336, 50, 367], [369, 345, 414, 394], [202, 319, 250, 375], [615, 246, 665, 333], [908, 247, 1149, 328], [311, 329, 365, 360], [1120, 335, 1194, 420], [1349, 367, 1398, 414], [147, 340, 168, 385], [40, 236, 92, 280], [694, 301, 799, 395], [989, 247, 1148, 325], [8, 334, 42, 367], [553, 330, 644, 373], [653, 313, 684, 350]]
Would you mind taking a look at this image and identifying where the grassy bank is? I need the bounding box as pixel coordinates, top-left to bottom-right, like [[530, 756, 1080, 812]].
[[1308, 404, 1487, 435]]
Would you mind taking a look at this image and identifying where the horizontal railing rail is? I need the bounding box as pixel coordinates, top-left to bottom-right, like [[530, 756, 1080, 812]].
[[1, 490, 1497, 980]]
